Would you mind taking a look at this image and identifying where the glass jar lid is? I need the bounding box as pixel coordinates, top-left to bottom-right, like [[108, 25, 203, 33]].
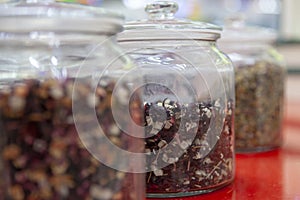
[[118, 1, 222, 41], [0, 0, 124, 34], [220, 15, 277, 44]]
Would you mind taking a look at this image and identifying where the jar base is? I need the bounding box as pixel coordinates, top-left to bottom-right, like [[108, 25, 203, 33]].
[[146, 180, 233, 198], [236, 145, 281, 154]]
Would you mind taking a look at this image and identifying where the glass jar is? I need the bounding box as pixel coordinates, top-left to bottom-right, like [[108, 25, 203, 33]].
[[218, 16, 286, 153], [118, 1, 235, 198], [0, 1, 145, 199]]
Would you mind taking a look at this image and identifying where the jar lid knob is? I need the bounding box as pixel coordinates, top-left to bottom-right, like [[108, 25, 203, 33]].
[[145, 1, 178, 20]]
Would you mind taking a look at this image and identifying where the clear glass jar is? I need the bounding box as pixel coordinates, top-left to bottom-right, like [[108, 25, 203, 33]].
[[118, 1, 235, 198], [218, 16, 286, 153], [0, 1, 145, 199]]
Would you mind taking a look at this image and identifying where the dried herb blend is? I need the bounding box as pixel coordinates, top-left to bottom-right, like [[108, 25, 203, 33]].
[[0, 78, 143, 200], [145, 97, 234, 196], [235, 61, 285, 152]]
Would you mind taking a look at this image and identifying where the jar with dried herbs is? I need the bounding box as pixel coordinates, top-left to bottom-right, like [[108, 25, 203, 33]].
[[118, 1, 235, 197], [0, 1, 145, 199], [218, 16, 286, 153]]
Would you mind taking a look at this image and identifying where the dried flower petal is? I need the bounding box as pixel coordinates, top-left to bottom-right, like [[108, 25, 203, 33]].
[[2, 144, 21, 160]]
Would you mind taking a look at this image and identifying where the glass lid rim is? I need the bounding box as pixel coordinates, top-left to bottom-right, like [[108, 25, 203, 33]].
[[0, 2, 124, 19], [120, 19, 222, 41], [123, 18, 222, 31], [0, 2, 124, 33]]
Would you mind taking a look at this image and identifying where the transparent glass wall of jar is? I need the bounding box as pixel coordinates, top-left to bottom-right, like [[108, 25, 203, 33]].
[[219, 16, 286, 153], [118, 1, 235, 197], [0, 1, 145, 199]]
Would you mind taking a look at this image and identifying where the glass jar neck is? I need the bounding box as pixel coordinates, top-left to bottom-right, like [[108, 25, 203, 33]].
[[220, 42, 281, 66], [119, 39, 216, 49], [219, 41, 272, 55]]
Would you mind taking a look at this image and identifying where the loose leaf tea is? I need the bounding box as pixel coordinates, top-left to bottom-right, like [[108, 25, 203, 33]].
[[145, 97, 234, 196], [0, 78, 143, 200], [235, 61, 285, 152]]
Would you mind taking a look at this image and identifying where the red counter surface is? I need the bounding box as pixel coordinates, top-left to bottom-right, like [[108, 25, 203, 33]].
[[148, 75, 300, 200]]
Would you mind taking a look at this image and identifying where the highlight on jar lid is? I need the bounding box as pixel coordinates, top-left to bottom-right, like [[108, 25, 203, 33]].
[[219, 14, 277, 44], [0, 0, 124, 34], [118, 1, 222, 41]]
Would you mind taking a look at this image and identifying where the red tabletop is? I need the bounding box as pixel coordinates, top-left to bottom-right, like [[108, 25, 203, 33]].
[[147, 76, 300, 200]]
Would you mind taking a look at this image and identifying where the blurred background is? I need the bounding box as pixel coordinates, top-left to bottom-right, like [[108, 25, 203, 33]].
[[57, 0, 300, 73]]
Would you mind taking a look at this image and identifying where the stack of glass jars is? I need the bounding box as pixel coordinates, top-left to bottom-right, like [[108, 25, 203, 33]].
[[0, 0, 145, 199], [118, 1, 235, 198]]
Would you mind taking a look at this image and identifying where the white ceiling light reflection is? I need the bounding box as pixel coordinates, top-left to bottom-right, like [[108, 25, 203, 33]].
[[257, 0, 280, 14], [29, 57, 40, 69], [51, 56, 58, 66]]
